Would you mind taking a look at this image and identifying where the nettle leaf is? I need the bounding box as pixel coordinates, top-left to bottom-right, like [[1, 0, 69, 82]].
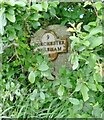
[[6, 13, 15, 23], [57, 85, 64, 96], [69, 98, 80, 105], [81, 84, 89, 101], [28, 71, 36, 84], [38, 61, 49, 72]]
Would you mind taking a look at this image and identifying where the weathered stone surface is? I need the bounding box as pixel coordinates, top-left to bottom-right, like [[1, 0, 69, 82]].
[[30, 25, 70, 78]]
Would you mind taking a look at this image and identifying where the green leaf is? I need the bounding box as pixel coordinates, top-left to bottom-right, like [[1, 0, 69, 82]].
[[88, 21, 97, 26], [72, 55, 79, 70], [0, 8, 6, 35], [94, 73, 102, 83], [94, 2, 102, 11], [6, 0, 15, 6], [31, 21, 40, 29], [30, 89, 37, 101], [88, 54, 96, 68], [82, 40, 90, 47], [40, 91, 45, 100], [32, 4, 42, 11], [96, 84, 103, 92], [6, 13, 15, 23], [28, 71, 36, 84], [57, 85, 64, 96], [83, 25, 90, 32], [42, 1, 48, 12], [41, 71, 54, 80], [69, 98, 80, 105], [69, 36, 80, 41], [89, 39, 102, 49], [15, 1, 26, 7], [38, 61, 49, 72], [81, 84, 89, 101], [49, 1, 59, 7], [89, 26, 102, 36], [88, 83, 97, 91], [49, 7, 56, 17], [92, 103, 103, 117], [75, 83, 82, 92], [30, 13, 41, 21]]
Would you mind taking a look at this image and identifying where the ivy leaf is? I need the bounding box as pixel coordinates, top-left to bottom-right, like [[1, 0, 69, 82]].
[[69, 98, 80, 105], [38, 61, 49, 72], [81, 84, 89, 101], [28, 71, 36, 84], [6, 13, 15, 23], [57, 85, 64, 96]]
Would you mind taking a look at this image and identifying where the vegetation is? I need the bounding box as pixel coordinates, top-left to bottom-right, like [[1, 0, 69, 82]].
[[0, 0, 103, 119]]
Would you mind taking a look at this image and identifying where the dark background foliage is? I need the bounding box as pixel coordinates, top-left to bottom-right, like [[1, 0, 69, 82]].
[[0, 0, 103, 118]]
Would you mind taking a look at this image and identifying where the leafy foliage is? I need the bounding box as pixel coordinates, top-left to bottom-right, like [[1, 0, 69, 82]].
[[0, 0, 104, 119]]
